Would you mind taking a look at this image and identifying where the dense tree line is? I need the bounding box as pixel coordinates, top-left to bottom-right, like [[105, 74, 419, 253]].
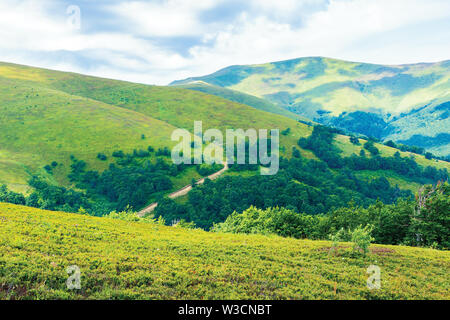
[[213, 182, 450, 249]]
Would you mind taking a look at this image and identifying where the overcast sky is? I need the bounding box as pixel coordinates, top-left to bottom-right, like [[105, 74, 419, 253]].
[[1, 0, 449, 85]]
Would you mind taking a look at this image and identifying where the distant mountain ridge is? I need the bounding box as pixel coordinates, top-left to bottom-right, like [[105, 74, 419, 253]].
[[172, 57, 450, 156]]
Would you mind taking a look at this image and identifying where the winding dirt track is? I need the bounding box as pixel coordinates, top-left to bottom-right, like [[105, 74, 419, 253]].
[[137, 162, 228, 217]]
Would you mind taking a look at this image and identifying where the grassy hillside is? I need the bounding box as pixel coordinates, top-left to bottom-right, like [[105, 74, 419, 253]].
[[0, 203, 449, 300], [0, 62, 316, 193], [172, 57, 450, 156], [173, 81, 304, 121], [0, 76, 178, 193]]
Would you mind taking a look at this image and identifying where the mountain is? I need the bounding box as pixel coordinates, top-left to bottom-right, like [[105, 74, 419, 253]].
[[1, 202, 449, 299], [172, 57, 450, 156], [0, 61, 448, 209]]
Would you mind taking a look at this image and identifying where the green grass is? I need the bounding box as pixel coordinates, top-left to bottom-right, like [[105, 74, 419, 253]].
[[0, 75, 177, 192], [174, 82, 304, 121], [0, 203, 449, 300]]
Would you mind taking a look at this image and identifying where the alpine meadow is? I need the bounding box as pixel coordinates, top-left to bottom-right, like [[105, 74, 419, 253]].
[[0, 0, 449, 306]]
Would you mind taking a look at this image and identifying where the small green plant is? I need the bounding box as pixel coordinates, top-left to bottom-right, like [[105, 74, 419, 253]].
[[329, 228, 350, 255], [156, 215, 166, 225], [77, 207, 88, 215], [174, 219, 196, 229], [351, 224, 375, 255]]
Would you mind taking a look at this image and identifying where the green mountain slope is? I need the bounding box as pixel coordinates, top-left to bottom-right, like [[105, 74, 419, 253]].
[[173, 81, 304, 121], [172, 57, 450, 156], [0, 75, 177, 193], [0, 62, 314, 193], [1, 203, 449, 300]]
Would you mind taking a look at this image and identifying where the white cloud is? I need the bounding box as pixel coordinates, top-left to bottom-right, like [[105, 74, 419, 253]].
[[109, 0, 219, 37], [0, 0, 449, 85]]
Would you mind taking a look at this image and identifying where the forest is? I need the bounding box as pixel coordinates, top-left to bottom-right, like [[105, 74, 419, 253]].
[[213, 182, 450, 249], [154, 126, 447, 230]]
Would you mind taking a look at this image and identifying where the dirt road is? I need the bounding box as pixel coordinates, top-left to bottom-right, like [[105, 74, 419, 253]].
[[137, 162, 228, 217]]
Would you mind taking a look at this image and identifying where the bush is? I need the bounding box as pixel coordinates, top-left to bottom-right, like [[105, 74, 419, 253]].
[[105, 207, 157, 224], [350, 136, 360, 145], [364, 141, 379, 156], [156, 147, 171, 157], [329, 228, 350, 254], [97, 153, 107, 161], [281, 128, 291, 136], [351, 225, 374, 255], [213, 206, 318, 239], [292, 147, 301, 158], [384, 140, 397, 148], [112, 150, 125, 158], [133, 149, 150, 158]]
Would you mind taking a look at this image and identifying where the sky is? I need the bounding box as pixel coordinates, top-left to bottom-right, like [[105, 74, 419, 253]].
[[0, 0, 449, 85]]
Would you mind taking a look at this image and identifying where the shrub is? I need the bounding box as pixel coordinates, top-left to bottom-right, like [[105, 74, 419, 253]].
[[174, 219, 196, 229], [364, 141, 379, 156], [133, 149, 150, 158], [292, 147, 301, 158], [105, 206, 154, 223], [329, 228, 349, 254], [350, 136, 360, 145], [97, 153, 107, 161], [156, 147, 171, 157], [281, 128, 291, 136], [112, 150, 125, 158], [384, 140, 397, 148], [351, 224, 375, 255]]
